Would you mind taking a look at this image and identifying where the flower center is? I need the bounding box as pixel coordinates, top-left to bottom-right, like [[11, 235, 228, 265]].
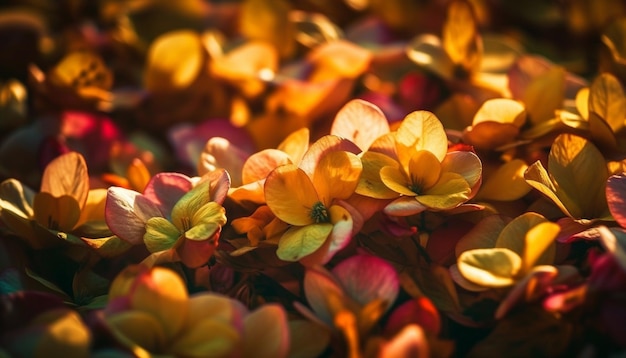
[[310, 201, 330, 223], [409, 181, 423, 195]]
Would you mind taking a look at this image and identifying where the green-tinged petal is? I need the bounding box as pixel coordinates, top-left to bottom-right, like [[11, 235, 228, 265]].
[[407, 34, 455, 80], [449, 264, 491, 292], [129, 267, 188, 341], [441, 151, 482, 189], [265, 164, 319, 226], [477, 159, 530, 201], [589, 72, 626, 132], [355, 151, 400, 199], [313, 151, 362, 204], [0, 178, 34, 217], [169, 319, 240, 357], [105, 187, 163, 245], [288, 320, 331, 358], [457, 248, 522, 287], [380, 166, 415, 196], [417, 172, 470, 209], [548, 134, 609, 219], [242, 149, 292, 184], [407, 150, 442, 192], [524, 161, 577, 218], [144, 217, 180, 253], [384, 196, 427, 216], [185, 222, 220, 241], [40, 152, 89, 208], [456, 215, 511, 257], [106, 311, 166, 354], [33, 193, 80, 232], [522, 222, 559, 272], [396, 111, 448, 165], [171, 180, 211, 230], [191, 202, 227, 231], [276, 223, 333, 262], [300, 204, 355, 266], [277, 127, 309, 165], [331, 99, 390, 151], [187, 293, 247, 328], [243, 304, 290, 358]]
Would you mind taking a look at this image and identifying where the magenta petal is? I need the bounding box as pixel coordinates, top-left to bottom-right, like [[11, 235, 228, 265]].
[[385, 296, 441, 336], [331, 254, 399, 310], [303, 267, 344, 326], [607, 174, 626, 228], [105, 187, 162, 244], [143, 173, 194, 216]]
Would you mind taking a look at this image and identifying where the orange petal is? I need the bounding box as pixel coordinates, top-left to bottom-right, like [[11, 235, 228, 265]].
[[407, 150, 442, 192], [299, 135, 361, 177], [277, 127, 309, 164], [355, 151, 400, 199], [33, 192, 81, 232], [242, 149, 292, 184], [40, 152, 89, 208]]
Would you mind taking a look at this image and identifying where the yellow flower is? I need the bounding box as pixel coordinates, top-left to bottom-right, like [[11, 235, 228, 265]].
[[264, 136, 362, 264]]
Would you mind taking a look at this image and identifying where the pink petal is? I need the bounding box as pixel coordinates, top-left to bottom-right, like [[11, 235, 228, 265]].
[[384, 196, 427, 216], [331, 254, 399, 309], [105, 187, 162, 244], [607, 174, 626, 228], [178, 231, 220, 268], [385, 297, 441, 336], [143, 173, 193, 216]]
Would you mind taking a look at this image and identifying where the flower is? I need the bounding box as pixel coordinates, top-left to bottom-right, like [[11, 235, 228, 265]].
[[264, 135, 363, 265], [103, 265, 290, 357], [105, 170, 229, 267]]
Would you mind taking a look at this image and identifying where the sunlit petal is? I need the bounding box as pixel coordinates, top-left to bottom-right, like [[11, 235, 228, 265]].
[[299, 135, 361, 177], [380, 166, 415, 196], [524, 161, 576, 218], [355, 151, 400, 199], [76, 188, 108, 228], [242, 149, 292, 184], [396, 111, 447, 165], [407, 150, 442, 191], [33, 193, 81, 232], [0, 178, 35, 217], [417, 172, 470, 209], [300, 204, 354, 266], [313, 151, 362, 204], [276, 223, 333, 262], [277, 127, 309, 165], [105, 187, 162, 244], [265, 164, 318, 226], [441, 151, 482, 189], [331, 99, 390, 151], [40, 152, 89, 208], [457, 248, 521, 287], [171, 179, 211, 229]]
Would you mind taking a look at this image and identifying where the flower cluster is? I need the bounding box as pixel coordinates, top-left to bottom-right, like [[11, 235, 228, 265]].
[[2, 0, 626, 356]]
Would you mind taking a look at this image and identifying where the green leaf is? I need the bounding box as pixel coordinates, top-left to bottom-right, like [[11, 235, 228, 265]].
[[171, 180, 211, 230]]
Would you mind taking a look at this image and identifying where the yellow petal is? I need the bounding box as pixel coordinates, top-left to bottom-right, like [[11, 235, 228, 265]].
[[417, 172, 470, 210], [276, 223, 333, 261], [355, 151, 401, 199], [457, 248, 521, 287], [442, 0, 481, 73], [265, 164, 319, 226], [396, 111, 447, 167], [407, 150, 442, 192], [33, 193, 81, 232], [127, 158, 151, 193], [299, 135, 361, 178], [239, 0, 295, 58], [523, 65, 565, 124], [476, 159, 531, 201], [308, 40, 372, 81], [313, 151, 362, 204], [548, 134, 609, 219], [441, 151, 482, 189], [472, 98, 526, 127], [407, 34, 455, 80], [380, 166, 415, 197], [144, 30, 204, 92], [106, 311, 166, 353], [277, 127, 309, 164], [455, 215, 511, 257], [589, 72, 626, 132], [524, 161, 577, 218], [129, 267, 188, 341], [495, 212, 548, 255], [76, 188, 107, 228], [32, 309, 91, 358], [522, 222, 559, 273], [40, 152, 89, 208], [576, 87, 589, 119]]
